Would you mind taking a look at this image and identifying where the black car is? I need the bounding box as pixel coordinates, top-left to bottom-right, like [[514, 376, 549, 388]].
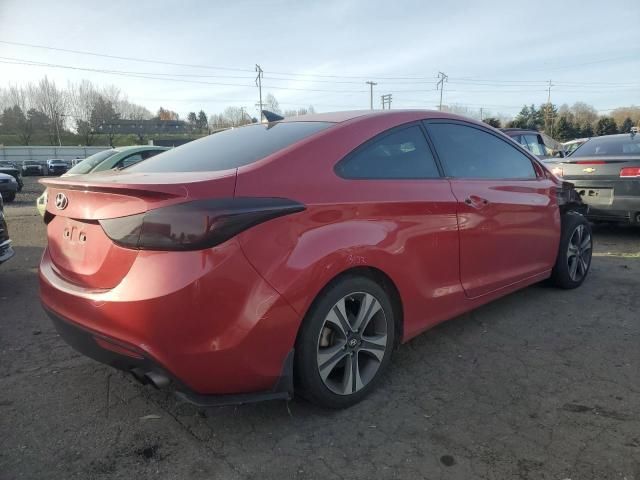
[[0, 194, 15, 265], [22, 162, 44, 176], [546, 132, 640, 224], [501, 128, 566, 160], [0, 162, 23, 192]]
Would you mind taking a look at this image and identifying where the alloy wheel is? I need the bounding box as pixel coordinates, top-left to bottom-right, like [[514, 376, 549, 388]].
[[316, 292, 388, 395], [567, 224, 592, 282]]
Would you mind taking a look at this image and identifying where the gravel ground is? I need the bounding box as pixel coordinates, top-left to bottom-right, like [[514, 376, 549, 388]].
[[1, 177, 639, 480]]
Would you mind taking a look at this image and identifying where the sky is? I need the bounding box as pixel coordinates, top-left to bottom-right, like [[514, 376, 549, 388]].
[[0, 0, 638, 120]]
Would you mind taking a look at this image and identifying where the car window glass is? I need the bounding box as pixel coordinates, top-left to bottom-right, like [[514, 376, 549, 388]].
[[522, 134, 546, 156], [119, 153, 143, 169], [427, 123, 536, 179], [573, 136, 640, 156], [129, 122, 333, 172], [336, 125, 440, 179]]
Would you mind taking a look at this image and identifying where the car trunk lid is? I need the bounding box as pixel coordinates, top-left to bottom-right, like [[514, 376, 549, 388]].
[[40, 169, 236, 289], [548, 156, 640, 181]]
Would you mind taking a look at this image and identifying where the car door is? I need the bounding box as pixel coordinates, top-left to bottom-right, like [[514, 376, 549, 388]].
[[424, 120, 559, 298]]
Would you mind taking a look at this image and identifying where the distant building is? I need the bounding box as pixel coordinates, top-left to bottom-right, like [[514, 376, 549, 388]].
[[95, 119, 189, 135]]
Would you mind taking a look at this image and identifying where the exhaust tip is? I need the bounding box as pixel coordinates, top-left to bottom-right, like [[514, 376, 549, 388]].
[[130, 368, 170, 389], [145, 371, 170, 389]]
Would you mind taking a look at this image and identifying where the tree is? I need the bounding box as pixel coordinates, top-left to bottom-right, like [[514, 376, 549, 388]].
[[595, 117, 618, 136], [33, 76, 67, 145], [554, 115, 577, 141], [156, 107, 179, 121], [187, 111, 197, 131], [610, 106, 640, 127], [91, 97, 120, 146], [510, 104, 544, 130], [482, 117, 501, 128], [620, 117, 634, 134], [68, 80, 100, 145], [221, 106, 245, 127], [264, 93, 281, 114], [197, 110, 208, 132], [570, 102, 598, 129], [579, 122, 594, 138]]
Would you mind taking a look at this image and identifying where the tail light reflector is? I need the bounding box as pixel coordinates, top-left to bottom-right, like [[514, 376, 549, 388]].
[[620, 167, 640, 178], [575, 160, 606, 165], [99, 197, 305, 251]]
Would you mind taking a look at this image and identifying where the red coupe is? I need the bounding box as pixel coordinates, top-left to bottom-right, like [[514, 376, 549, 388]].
[[39, 110, 591, 408]]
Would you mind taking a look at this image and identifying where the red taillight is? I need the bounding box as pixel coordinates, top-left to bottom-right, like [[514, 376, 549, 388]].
[[575, 160, 607, 165], [620, 167, 640, 178], [99, 197, 305, 251]]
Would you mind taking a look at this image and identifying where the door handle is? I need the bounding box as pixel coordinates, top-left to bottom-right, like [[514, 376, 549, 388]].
[[464, 196, 489, 208]]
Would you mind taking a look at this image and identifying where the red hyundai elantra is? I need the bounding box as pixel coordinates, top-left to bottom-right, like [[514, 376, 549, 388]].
[[39, 110, 591, 408]]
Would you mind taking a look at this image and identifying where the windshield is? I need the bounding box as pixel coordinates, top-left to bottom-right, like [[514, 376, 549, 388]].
[[129, 122, 333, 173], [572, 135, 640, 157], [66, 150, 117, 174]]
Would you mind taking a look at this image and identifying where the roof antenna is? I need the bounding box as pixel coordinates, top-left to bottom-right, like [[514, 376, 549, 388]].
[[262, 110, 284, 122]]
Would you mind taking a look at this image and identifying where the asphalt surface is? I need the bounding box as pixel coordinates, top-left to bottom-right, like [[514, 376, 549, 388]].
[[1, 177, 639, 480]]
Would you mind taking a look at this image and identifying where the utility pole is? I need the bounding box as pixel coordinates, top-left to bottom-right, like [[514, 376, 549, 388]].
[[255, 64, 264, 121], [381, 94, 392, 110], [480, 107, 484, 121], [436, 71, 448, 111], [366, 81, 377, 110], [545, 79, 554, 136]]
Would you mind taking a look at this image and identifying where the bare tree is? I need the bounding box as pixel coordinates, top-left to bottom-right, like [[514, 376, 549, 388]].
[[222, 106, 245, 127], [33, 76, 67, 145], [68, 79, 100, 145], [264, 93, 281, 114]]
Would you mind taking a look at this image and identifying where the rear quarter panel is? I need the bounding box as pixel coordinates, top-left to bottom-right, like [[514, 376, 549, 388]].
[[235, 114, 466, 341]]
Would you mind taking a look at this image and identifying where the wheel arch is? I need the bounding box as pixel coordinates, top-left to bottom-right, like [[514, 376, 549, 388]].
[[294, 265, 405, 346]]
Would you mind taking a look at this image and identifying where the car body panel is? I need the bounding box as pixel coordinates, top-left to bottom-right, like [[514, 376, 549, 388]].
[[446, 178, 560, 298]]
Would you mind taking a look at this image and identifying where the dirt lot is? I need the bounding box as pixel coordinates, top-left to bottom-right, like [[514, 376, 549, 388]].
[[1, 177, 639, 480]]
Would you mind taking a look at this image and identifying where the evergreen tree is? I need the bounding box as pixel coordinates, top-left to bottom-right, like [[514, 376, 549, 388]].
[[595, 117, 618, 136], [482, 117, 501, 128], [620, 117, 634, 133]]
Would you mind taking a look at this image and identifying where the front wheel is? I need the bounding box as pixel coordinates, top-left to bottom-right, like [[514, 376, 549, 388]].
[[295, 275, 396, 409], [550, 213, 592, 289]]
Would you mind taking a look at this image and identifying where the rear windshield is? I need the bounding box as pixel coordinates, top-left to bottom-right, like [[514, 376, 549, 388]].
[[573, 135, 640, 157], [128, 121, 333, 173], [66, 150, 117, 175]]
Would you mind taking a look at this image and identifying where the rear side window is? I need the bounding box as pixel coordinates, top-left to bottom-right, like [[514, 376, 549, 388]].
[[336, 125, 440, 179], [521, 134, 546, 157], [128, 122, 333, 172], [427, 123, 536, 179]]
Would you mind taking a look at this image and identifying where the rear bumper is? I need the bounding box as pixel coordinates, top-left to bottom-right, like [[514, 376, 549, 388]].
[[45, 307, 294, 406], [39, 238, 301, 398], [566, 178, 640, 223]]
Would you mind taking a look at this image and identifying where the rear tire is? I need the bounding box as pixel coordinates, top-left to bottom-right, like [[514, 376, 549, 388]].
[[295, 275, 395, 409], [550, 212, 592, 289]]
